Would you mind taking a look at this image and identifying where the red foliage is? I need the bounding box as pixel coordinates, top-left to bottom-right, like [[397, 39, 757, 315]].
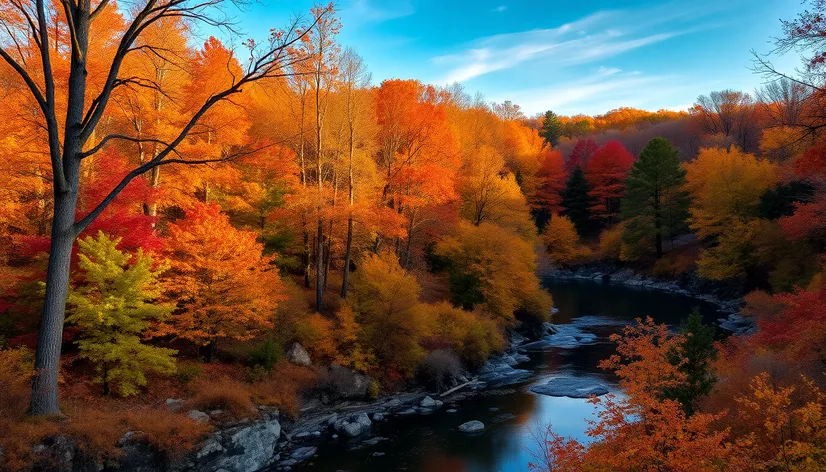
[[565, 139, 598, 173], [584, 141, 634, 223], [755, 284, 826, 362], [534, 150, 566, 214], [779, 196, 826, 241]]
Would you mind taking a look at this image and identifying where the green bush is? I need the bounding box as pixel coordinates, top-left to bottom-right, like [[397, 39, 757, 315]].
[[247, 338, 282, 371]]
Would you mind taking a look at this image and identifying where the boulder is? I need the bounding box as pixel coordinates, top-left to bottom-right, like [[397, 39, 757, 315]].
[[322, 364, 372, 399], [530, 377, 609, 398], [207, 418, 281, 472], [458, 420, 485, 434], [286, 343, 312, 366], [333, 412, 372, 437], [187, 410, 210, 423], [420, 396, 437, 408]]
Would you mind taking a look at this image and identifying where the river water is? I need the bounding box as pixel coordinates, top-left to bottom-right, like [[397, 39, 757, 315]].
[[294, 278, 721, 472]]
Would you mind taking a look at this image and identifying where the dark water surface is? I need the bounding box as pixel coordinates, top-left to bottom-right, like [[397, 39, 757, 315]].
[[293, 279, 720, 472]]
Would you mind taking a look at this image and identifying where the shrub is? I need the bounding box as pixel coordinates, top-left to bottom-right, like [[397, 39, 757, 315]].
[[175, 361, 204, 384], [249, 361, 316, 418], [123, 408, 211, 458], [188, 378, 256, 419], [419, 349, 462, 392], [62, 407, 127, 463], [247, 337, 283, 371]]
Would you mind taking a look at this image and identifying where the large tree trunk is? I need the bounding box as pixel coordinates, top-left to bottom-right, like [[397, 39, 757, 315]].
[[29, 173, 79, 415]]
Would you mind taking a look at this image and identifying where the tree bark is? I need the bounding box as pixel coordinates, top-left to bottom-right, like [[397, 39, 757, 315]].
[[29, 190, 77, 415]]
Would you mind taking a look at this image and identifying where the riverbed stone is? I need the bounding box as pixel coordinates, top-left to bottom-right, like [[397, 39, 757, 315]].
[[530, 378, 609, 398], [209, 418, 281, 472], [458, 420, 485, 434], [286, 343, 312, 366], [333, 412, 372, 437], [420, 396, 437, 408], [290, 446, 317, 462]]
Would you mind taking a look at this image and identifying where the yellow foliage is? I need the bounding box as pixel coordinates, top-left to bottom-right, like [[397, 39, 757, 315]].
[[541, 214, 591, 266], [684, 147, 777, 240]]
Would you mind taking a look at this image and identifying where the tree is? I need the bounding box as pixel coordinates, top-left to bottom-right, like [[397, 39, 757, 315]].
[[0, 0, 327, 415], [684, 147, 777, 280], [663, 311, 718, 416], [685, 147, 777, 240], [533, 318, 732, 471], [541, 215, 590, 266], [67, 232, 176, 397], [459, 145, 535, 239], [435, 222, 548, 325], [533, 150, 566, 220], [160, 203, 283, 361], [349, 251, 425, 380], [492, 100, 525, 121], [565, 139, 598, 173], [691, 90, 757, 151], [561, 166, 593, 235], [584, 141, 634, 226], [539, 110, 563, 147], [620, 137, 689, 259], [338, 48, 372, 298]]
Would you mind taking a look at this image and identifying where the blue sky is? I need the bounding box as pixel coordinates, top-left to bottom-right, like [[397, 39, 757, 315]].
[[225, 0, 806, 116]]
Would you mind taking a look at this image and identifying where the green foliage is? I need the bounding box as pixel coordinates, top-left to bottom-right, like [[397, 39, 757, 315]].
[[247, 337, 283, 371], [663, 311, 718, 416], [758, 181, 815, 220], [561, 165, 593, 236], [620, 137, 689, 260], [67, 232, 177, 397], [540, 110, 563, 147]]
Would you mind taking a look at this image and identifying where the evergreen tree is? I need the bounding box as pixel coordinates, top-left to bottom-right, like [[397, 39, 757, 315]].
[[67, 232, 176, 396], [540, 110, 563, 147], [620, 137, 689, 259], [664, 311, 718, 416], [561, 165, 593, 235]]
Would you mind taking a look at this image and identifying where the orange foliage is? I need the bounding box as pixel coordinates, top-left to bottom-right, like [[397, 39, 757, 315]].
[[159, 203, 284, 351]]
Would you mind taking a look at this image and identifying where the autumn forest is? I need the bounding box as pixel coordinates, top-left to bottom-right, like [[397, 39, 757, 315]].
[[2, 0, 826, 471]]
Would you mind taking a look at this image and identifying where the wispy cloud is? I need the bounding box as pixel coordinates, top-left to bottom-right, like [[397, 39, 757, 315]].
[[432, 3, 719, 84], [493, 68, 702, 115], [492, 5, 507, 13], [342, 0, 415, 25]]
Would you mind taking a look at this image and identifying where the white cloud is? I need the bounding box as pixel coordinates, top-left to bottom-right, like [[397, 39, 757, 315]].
[[342, 0, 415, 25], [431, 3, 717, 84], [492, 5, 507, 13], [490, 69, 697, 116]]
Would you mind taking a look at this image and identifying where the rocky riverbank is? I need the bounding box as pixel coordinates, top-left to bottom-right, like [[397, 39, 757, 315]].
[[545, 264, 756, 336], [29, 334, 537, 472]]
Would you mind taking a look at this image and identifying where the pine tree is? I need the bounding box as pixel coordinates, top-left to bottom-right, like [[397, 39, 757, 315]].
[[620, 137, 689, 259], [664, 311, 718, 416], [540, 110, 563, 147], [67, 232, 176, 396], [561, 165, 593, 235]]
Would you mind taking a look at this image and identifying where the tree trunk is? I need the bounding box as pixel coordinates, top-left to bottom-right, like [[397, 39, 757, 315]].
[[341, 217, 353, 298], [29, 184, 78, 415], [316, 218, 324, 312], [654, 187, 663, 258]]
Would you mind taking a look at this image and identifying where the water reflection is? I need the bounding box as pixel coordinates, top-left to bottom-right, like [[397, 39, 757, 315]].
[[292, 279, 720, 472]]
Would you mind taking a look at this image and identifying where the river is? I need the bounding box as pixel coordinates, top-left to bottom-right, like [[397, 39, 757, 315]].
[[292, 278, 722, 472]]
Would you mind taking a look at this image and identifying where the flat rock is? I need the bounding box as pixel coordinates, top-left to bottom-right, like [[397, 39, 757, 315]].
[[290, 446, 317, 461], [530, 377, 609, 398], [187, 410, 210, 423], [458, 420, 485, 434]]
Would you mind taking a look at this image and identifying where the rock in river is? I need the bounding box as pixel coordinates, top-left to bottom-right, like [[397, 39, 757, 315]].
[[458, 420, 485, 434], [530, 377, 609, 398]]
